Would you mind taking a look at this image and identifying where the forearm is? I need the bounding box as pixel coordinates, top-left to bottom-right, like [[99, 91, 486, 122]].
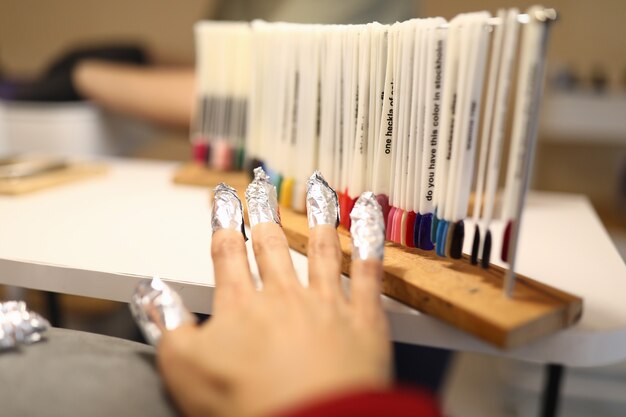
[[73, 61, 195, 128]]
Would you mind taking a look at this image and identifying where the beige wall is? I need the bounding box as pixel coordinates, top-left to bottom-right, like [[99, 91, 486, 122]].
[[0, 0, 212, 75], [4, 0, 625, 86]]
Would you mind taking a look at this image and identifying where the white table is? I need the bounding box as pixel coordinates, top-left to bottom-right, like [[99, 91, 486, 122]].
[[1, 158, 624, 368]]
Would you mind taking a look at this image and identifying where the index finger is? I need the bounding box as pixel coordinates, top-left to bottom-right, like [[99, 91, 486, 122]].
[[210, 183, 255, 314], [211, 229, 255, 314]]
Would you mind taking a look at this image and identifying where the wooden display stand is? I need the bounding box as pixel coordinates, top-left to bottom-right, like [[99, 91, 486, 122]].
[[0, 163, 108, 195], [173, 163, 583, 349]]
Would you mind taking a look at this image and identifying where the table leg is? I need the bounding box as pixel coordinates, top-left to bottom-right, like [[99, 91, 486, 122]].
[[45, 292, 63, 327], [539, 363, 565, 417]]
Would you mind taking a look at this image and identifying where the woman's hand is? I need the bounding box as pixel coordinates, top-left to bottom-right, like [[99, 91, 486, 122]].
[[157, 222, 391, 417]]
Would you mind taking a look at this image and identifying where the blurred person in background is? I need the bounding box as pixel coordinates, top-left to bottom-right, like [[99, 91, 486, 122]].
[[2, 0, 415, 129]]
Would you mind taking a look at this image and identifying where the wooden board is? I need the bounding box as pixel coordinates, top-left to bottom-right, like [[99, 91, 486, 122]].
[[173, 164, 584, 349], [280, 208, 583, 349], [0, 163, 108, 195]]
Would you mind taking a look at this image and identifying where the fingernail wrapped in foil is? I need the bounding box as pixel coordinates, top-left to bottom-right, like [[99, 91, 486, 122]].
[[212, 183, 247, 239], [350, 192, 385, 261], [306, 171, 340, 228], [130, 277, 196, 346], [245, 167, 281, 227], [0, 301, 49, 350]]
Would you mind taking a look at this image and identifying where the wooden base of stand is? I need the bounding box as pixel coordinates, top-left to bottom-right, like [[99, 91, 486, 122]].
[[173, 163, 583, 349], [0, 163, 108, 195]]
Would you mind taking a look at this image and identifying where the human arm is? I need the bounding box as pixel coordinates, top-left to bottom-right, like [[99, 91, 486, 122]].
[[73, 61, 195, 128]]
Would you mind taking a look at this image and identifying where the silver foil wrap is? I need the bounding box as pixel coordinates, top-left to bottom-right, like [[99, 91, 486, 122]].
[[349, 191, 385, 260], [0, 301, 49, 350], [211, 183, 247, 239], [306, 171, 340, 228], [245, 167, 281, 227], [130, 277, 196, 346]]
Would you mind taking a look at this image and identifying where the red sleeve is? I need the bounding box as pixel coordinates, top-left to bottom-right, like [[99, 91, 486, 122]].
[[272, 387, 441, 417]]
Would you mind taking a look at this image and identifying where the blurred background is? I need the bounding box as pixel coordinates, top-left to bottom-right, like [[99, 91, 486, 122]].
[[0, 1, 624, 416]]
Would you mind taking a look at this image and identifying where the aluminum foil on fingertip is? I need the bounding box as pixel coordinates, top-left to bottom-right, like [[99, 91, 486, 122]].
[[306, 171, 340, 228], [130, 277, 196, 346], [0, 301, 49, 351], [211, 183, 247, 239], [245, 167, 281, 228], [350, 191, 385, 261]]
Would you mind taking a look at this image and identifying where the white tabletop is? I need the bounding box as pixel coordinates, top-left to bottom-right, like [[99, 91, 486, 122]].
[[0, 158, 624, 367]]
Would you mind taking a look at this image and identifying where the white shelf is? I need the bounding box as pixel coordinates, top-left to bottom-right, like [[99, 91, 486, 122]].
[[539, 91, 626, 145], [0, 158, 625, 366], [0, 100, 154, 156]]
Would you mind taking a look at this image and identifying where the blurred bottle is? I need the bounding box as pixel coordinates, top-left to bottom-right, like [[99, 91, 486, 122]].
[[590, 65, 609, 94], [551, 65, 580, 91]]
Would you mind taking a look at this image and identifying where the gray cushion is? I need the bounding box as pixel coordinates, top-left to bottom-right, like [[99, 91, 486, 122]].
[[0, 328, 180, 417]]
